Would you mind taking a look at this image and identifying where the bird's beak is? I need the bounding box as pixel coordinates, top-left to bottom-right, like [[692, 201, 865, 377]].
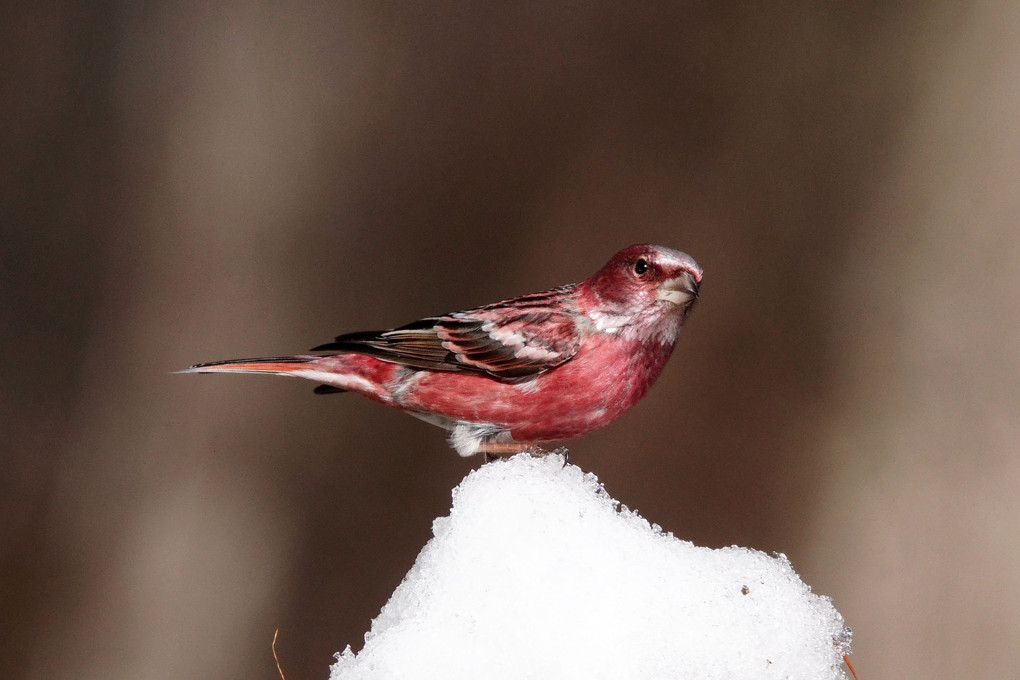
[[656, 271, 700, 308]]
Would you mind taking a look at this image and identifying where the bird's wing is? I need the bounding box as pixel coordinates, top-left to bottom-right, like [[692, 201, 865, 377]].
[[311, 288, 581, 380]]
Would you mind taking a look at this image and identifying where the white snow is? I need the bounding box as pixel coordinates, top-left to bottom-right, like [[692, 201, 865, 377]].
[[331, 453, 852, 680]]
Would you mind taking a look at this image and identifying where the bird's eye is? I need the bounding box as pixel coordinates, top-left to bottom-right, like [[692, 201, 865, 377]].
[[633, 258, 650, 276]]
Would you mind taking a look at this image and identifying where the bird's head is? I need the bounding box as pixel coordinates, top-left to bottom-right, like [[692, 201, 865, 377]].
[[579, 244, 702, 344]]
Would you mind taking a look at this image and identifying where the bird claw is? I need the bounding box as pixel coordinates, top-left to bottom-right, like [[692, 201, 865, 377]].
[[557, 447, 569, 467]]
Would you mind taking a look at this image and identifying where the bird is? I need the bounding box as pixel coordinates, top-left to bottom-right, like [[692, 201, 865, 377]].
[[184, 244, 702, 457]]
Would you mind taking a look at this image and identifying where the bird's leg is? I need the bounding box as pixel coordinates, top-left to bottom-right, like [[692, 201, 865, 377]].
[[477, 442, 538, 456], [478, 442, 537, 462], [478, 442, 569, 465]]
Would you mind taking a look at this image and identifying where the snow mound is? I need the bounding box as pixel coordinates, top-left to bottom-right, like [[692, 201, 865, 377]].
[[331, 452, 851, 680]]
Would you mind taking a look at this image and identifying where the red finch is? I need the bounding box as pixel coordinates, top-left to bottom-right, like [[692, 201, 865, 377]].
[[185, 244, 702, 457]]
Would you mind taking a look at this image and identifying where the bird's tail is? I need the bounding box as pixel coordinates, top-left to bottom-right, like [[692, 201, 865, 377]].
[[183, 356, 315, 375], [181, 355, 357, 395]]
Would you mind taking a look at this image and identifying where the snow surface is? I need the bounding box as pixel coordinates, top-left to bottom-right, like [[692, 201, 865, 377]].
[[331, 453, 852, 680]]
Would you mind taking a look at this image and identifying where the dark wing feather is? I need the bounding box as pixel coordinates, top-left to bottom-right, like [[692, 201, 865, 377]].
[[310, 287, 580, 381], [311, 317, 465, 372]]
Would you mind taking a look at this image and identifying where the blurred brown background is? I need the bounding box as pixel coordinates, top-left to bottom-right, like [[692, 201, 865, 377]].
[[3, 2, 1018, 679]]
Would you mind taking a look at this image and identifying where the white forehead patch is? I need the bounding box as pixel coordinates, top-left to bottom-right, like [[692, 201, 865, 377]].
[[649, 247, 701, 277]]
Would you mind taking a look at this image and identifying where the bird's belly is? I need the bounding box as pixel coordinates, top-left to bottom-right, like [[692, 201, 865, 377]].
[[399, 336, 673, 442]]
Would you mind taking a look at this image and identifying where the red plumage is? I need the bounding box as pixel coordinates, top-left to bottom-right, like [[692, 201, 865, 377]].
[[185, 244, 702, 457]]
